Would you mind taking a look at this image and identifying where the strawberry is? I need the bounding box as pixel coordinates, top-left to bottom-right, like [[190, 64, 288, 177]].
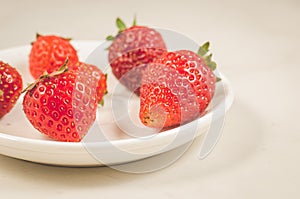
[[22, 60, 105, 142], [107, 17, 167, 94], [139, 42, 219, 128], [29, 34, 79, 79], [70, 62, 107, 104], [0, 61, 23, 118]]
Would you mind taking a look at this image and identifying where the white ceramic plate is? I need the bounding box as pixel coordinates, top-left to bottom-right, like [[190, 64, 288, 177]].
[[0, 40, 234, 167]]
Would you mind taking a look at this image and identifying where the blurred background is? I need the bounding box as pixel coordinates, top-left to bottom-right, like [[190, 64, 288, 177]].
[[1, 0, 299, 85]]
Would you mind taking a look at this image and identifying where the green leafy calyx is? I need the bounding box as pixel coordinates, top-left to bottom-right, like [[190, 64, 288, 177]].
[[197, 42, 220, 81], [116, 18, 127, 32], [106, 16, 138, 43], [22, 59, 69, 93]]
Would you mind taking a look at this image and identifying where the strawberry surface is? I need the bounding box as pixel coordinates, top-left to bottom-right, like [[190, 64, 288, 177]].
[[70, 62, 107, 104], [29, 34, 79, 79], [108, 18, 167, 94], [23, 62, 105, 142], [0, 61, 23, 118], [140, 42, 218, 128]]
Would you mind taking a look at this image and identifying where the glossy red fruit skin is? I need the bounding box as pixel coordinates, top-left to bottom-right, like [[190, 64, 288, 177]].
[[140, 51, 216, 128], [29, 35, 79, 79], [108, 26, 167, 94], [0, 61, 23, 118], [70, 62, 107, 104], [23, 70, 100, 142]]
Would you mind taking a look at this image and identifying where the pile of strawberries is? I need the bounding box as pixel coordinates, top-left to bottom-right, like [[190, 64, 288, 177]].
[[0, 17, 219, 142]]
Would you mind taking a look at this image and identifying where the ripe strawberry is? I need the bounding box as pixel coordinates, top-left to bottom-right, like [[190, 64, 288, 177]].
[[22, 60, 105, 142], [140, 42, 219, 128], [107, 17, 167, 94], [0, 61, 23, 118], [29, 34, 79, 79], [70, 62, 107, 104]]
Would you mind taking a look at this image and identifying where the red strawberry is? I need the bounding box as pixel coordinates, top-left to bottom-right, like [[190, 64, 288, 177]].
[[0, 61, 23, 118], [107, 17, 167, 94], [22, 60, 105, 142], [139, 42, 219, 128], [29, 34, 79, 79], [70, 62, 107, 104]]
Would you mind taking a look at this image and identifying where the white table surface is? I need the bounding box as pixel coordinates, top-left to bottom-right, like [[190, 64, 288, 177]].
[[0, 0, 299, 198]]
